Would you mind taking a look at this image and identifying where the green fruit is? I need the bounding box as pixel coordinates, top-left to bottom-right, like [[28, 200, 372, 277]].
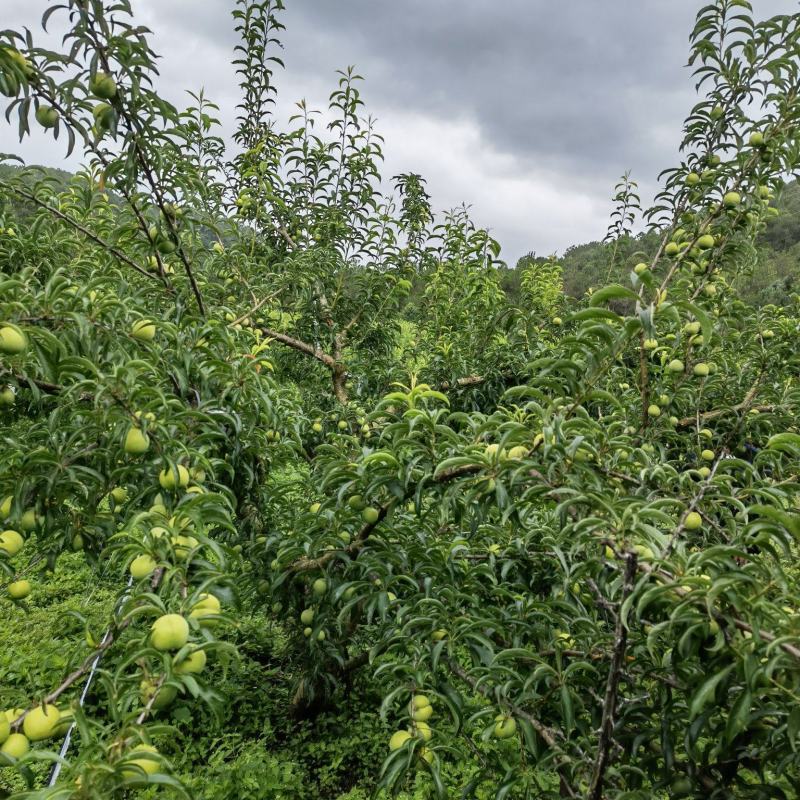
[[90, 72, 117, 99], [0, 496, 11, 518], [410, 695, 433, 722], [171, 535, 198, 560], [684, 321, 701, 335], [552, 316, 562, 326], [131, 320, 156, 341], [710, 104, 724, 120], [110, 486, 129, 504], [665, 242, 680, 256], [159, 465, 189, 490], [8, 580, 31, 600], [389, 730, 412, 751], [0, 386, 17, 408], [300, 608, 314, 626], [0, 715, 8, 745], [121, 744, 159, 777], [697, 234, 715, 250], [23, 705, 60, 741], [174, 647, 207, 675], [685, 172, 700, 186], [749, 132, 765, 147], [362, 507, 379, 524], [124, 427, 150, 455], [92, 102, 115, 130], [348, 495, 365, 511], [0, 326, 27, 355], [493, 715, 517, 739], [633, 263, 648, 275], [697, 466, 711, 478], [413, 721, 432, 741], [312, 578, 327, 596], [337, 420, 348, 431], [303, 626, 312, 637], [35, 106, 59, 129], [668, 359, 684, 373], [0, 733, 29, 760], [685, 511, 703, 530], [693, 363, 709, 377], [0, 530, 23, 556], [309, 502, 321, 514], [506, 445, 528, 460], [312, 422, 323, 433], [140, 679, 176, 710], [150, 614, 189, 651], [723, 191, 741, 208], [647, 404, 661, 418], [701, 449, 715, 461], [643, 338, 658, 350], [316, 629, 326, 641], [130, 554, 157, 580]]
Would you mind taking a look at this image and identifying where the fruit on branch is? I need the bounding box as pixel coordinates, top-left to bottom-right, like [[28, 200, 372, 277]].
[[34, 106, 58, 129], [665, 242, 680, 256], [140, 679, 177, 710], [647, 404, 661, 418], [159, 465, 189, 490], [22, 704, 60, 741], [0, 716, 8, 745], [131, 320, 156, 342], [0, 325, 27, 354], [0, 530, 23, 556], [309, 502, 321, 514], [130, 554, 157, 580], [389, 730, 412, 751], [362, 507, 379, 524], [150, 614, 189, 651], [668, 359, 685, 373], [749, 131, 765, 147], [312, 578, 327, 597], [303, 627, 312, 637], [121, 744, 160, 777], [124, 426, 150, 455], [89, 72, 117, 100], [643, 338, 658, 350], [92, 102, 115, 131], [0, 733, 29, 760], [697, 234, 715, 249], [634, 262, 648, 275], [693, 363, 709, 377], [7, 580, 31, 600], [316, 630, 326, 641], [190, 593, 221, 625], [701, 449, 715, 461], [685, 512, 703, 530], [347, 495, 365, 511], [171, 535, 198, 560], [723, 191, 741, 208], [493, 714, 517, 739], [174, 647, 207, 675], [410, 695, 433, 722], [110, 486, 129, 504], [300, 608, 314, 625], [685, 172, 701, 187]]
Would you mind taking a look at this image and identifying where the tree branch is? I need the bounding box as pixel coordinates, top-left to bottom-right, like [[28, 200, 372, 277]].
[[588, 552, 638, 800]]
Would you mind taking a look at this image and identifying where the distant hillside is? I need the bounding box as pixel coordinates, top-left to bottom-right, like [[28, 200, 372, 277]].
[[510, 179, 800, 307]]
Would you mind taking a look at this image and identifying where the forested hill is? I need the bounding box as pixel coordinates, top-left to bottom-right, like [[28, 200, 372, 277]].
[[508, 178, 800, 307], [3, 163, 798, 308]]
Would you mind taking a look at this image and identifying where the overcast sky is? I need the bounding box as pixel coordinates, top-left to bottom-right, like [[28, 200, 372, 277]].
[[2, 1, 795, 263]]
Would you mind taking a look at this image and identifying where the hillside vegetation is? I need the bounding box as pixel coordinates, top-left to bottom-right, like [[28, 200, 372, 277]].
[[0, 2, 799, 799]]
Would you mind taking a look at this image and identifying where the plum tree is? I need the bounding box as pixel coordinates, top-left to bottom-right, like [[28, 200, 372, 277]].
[[0, 0, 797, 798]]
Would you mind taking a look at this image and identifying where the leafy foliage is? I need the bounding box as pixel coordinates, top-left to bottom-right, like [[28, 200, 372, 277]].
[[0, 1, 799, 799]]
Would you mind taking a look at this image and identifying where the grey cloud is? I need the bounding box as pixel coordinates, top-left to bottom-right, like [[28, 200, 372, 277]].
[[2, 0, 795, 260]]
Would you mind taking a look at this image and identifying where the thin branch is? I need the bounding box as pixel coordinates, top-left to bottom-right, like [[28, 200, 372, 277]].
[[3, 181, 162, 284], [588, 552, 638, 800]]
